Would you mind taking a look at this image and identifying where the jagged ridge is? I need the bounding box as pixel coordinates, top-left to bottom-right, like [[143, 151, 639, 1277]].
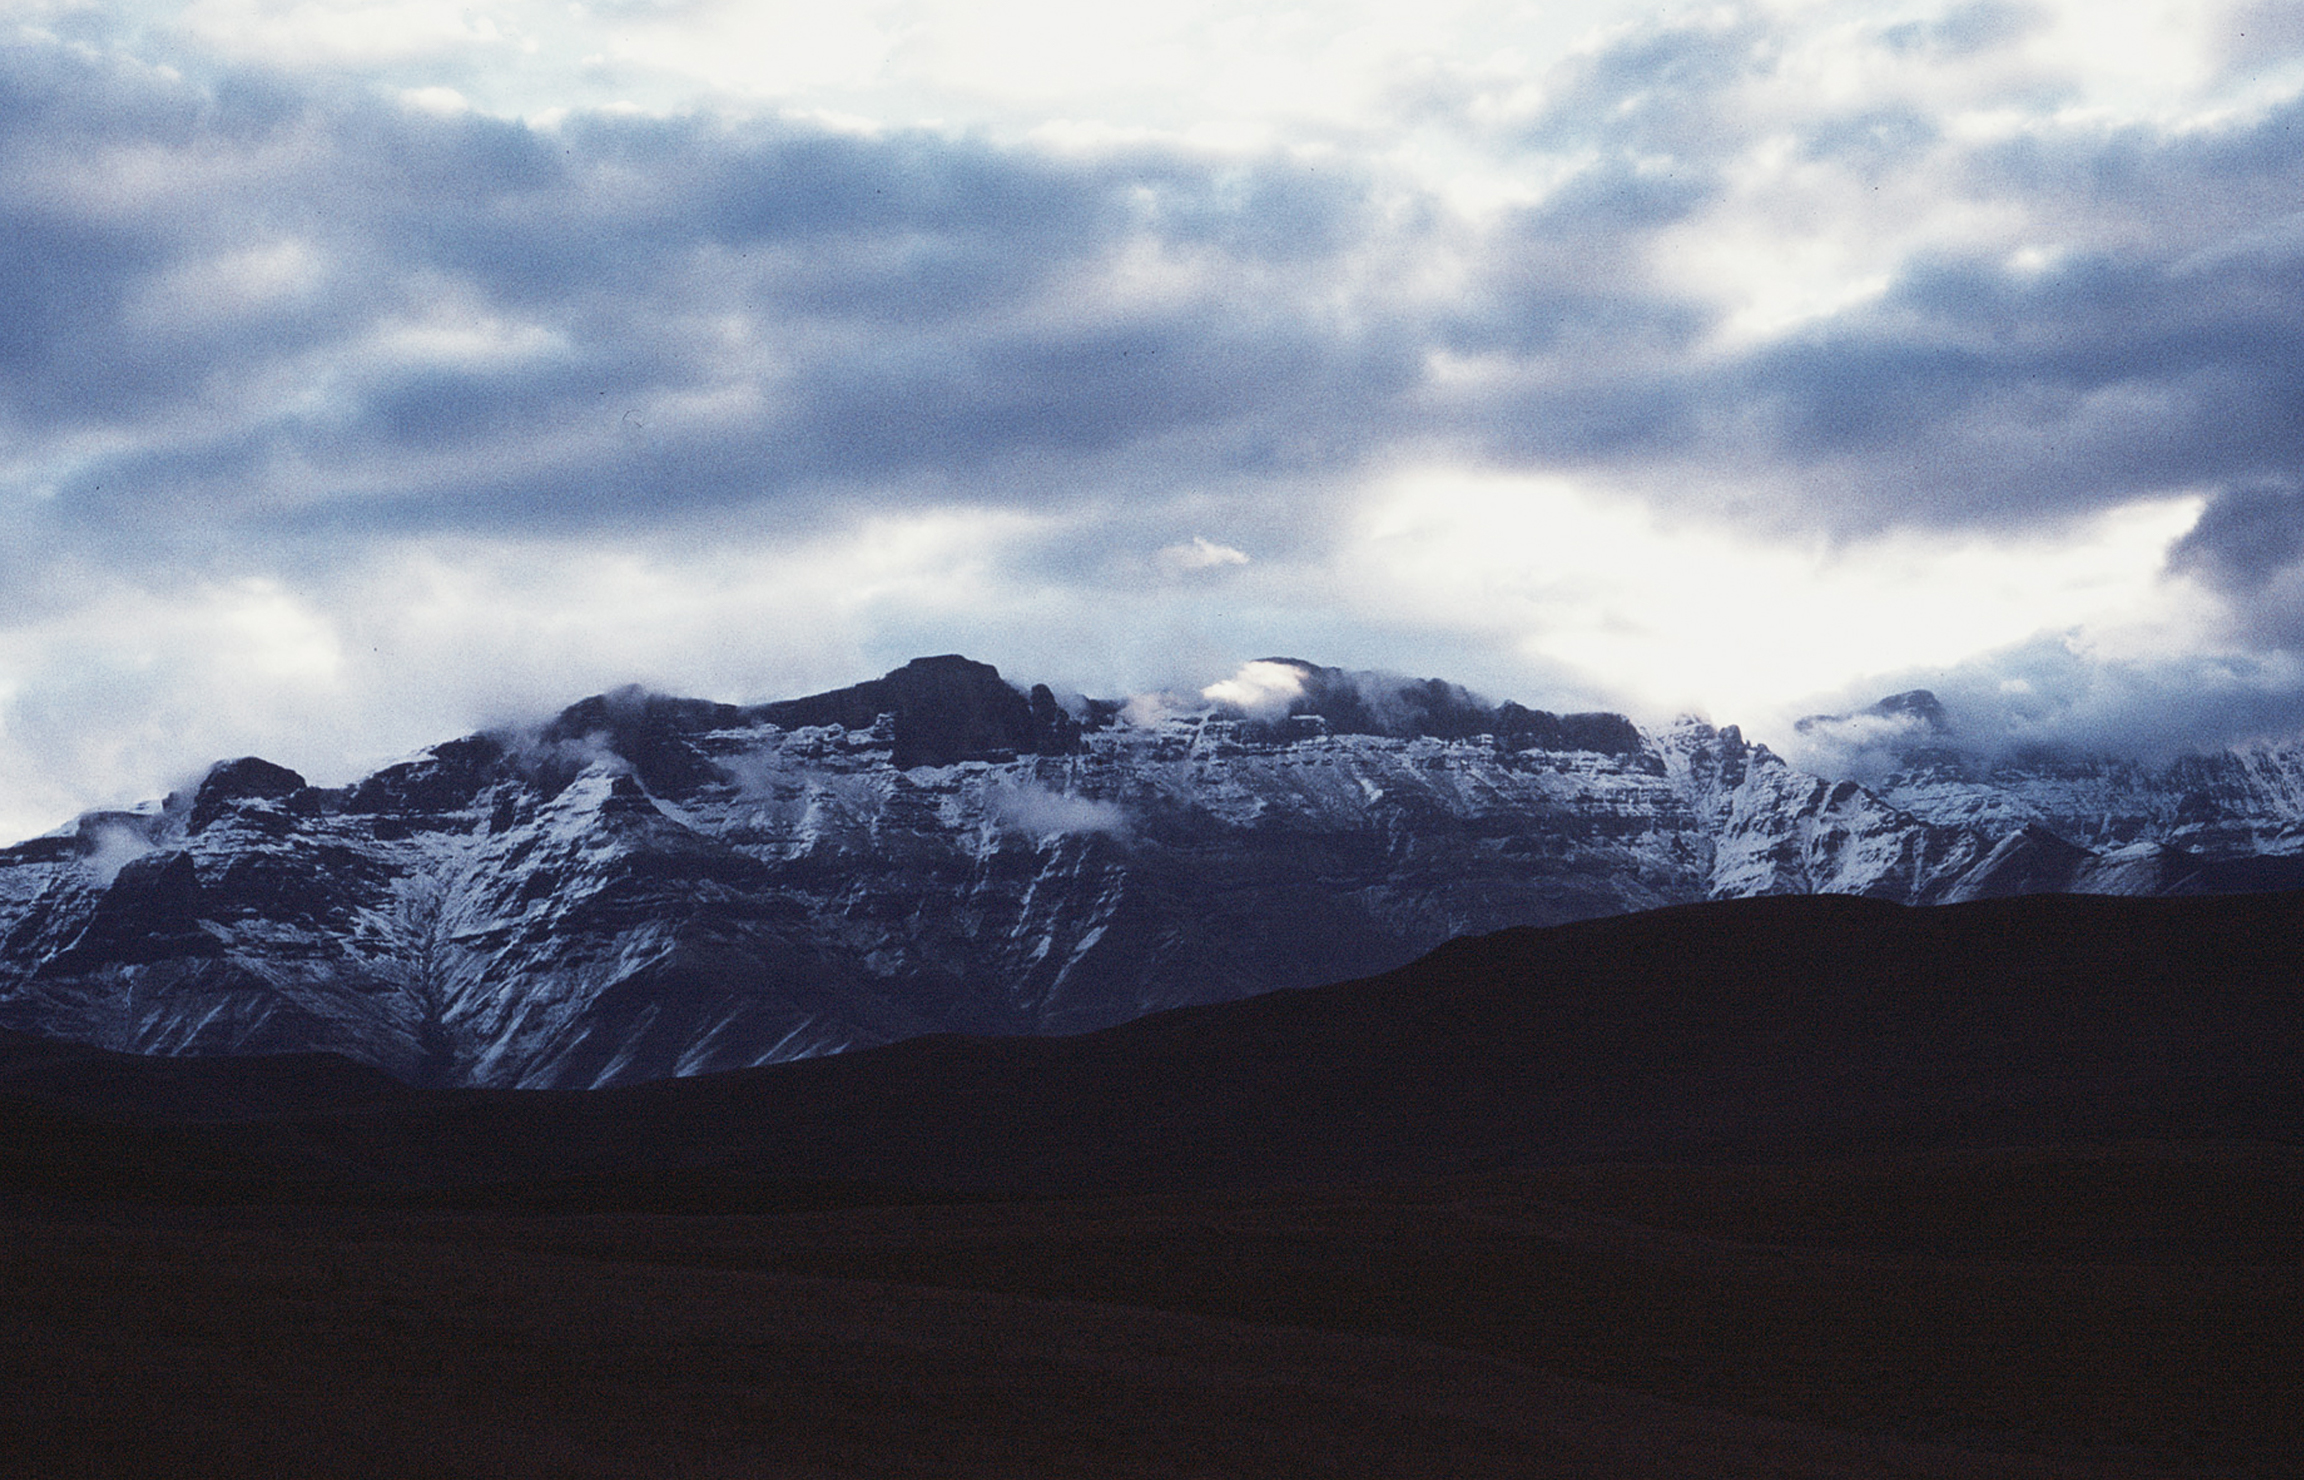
[[4, 657, 2302, 1088]]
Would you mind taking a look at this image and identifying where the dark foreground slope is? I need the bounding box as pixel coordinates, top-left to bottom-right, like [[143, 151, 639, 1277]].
[[4, 890, 2301, 1478]]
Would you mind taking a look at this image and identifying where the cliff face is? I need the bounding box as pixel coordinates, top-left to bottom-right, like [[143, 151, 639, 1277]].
[[5, 657, 2302, 1088]]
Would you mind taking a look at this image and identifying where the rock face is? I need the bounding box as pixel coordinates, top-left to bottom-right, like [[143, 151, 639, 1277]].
[[6, 656, 2304, 1088]]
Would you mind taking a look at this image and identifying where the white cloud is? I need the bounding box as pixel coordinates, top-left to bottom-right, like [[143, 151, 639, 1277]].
[[1200, 658, 1307, 717], [78, 820, 158, 884], [400, 84, 470, 115], [1156, 535, 1251, 574], [0, 507, 1051, 843], [1340, 465, 2215, 730], [123, 239, 329, 337], [0, 575, 351, 842], [7, 0, 2304, 840], [175, 0, 525, 68], [986, 778, 1128, 839]]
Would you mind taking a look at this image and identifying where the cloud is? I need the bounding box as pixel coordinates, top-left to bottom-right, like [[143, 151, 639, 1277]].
[[2167, 479, 2304, 600], [1155, 536, 1250, 575], [76, 818, 160, 885], [13, 15, 2304, 572], [1200, 659, 1307, 718], [0, 39, 1424, 573], [1787, 691, 1955, 780], [178, 0, 531, 69], [1784, 630, 2304, 771], [1340, 466, 2208, 732], [1438, 38, 2304, 523], [986, 779, 1128, 841], [9, 3, 2304, 839]]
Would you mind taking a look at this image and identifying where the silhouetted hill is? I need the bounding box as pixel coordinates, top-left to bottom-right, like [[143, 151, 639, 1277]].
[[6, 889, 2298, 1201], [7, 891, 2302, 1478], [462, 887, 2304, 1194]]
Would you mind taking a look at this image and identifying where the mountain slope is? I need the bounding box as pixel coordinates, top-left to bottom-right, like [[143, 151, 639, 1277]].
[[7, 867, 2299, 1480], [6, 888, 2298, 1196], [5, 655, 2303, 1087]]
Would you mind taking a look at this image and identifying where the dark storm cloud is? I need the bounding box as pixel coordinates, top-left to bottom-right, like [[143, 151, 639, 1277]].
[[1439, 48, 2304, 553], [8, 12, 2304, 611], [0, 35, 1410, 558], [2169, 479, 2304, 593], [1723, 237, 2304, 513], [2166, 478, 2304, 650], [1440, 164, 1717, 358], [0, 50, 352, 425]]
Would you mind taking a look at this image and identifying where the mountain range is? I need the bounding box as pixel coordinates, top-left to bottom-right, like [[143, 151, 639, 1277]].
[[7, 652, 2304, 1088]]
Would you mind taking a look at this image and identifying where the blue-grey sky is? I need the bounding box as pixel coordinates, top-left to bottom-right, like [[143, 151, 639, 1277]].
[[5, 0, 2304, 839]]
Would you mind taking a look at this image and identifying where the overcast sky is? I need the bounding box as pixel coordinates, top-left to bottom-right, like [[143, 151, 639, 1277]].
[[5, 0, 2304, 840]]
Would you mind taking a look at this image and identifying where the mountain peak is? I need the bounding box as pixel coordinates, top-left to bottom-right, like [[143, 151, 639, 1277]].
[[1795, 688, 1953, 744], [759, 655, 1077, 769], [188, 757, 308, 832], [1869, 690, 1950, 732], [1202, 659, 1641, 752], [13, 649, 2304, 1093]]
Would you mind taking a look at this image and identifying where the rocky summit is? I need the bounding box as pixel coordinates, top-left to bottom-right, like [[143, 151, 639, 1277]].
[[6, 653, 2304, 1089]]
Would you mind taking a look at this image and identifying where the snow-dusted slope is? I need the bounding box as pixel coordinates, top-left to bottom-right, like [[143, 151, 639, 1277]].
[[4, 657, 2298, 1087], [1877, 746, 2304, 858]]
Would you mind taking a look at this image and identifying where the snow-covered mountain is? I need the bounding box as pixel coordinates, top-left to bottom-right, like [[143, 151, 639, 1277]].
[[5, 655, 2302, 1088]]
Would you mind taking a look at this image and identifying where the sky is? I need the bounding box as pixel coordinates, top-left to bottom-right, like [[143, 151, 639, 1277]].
[[4, 0, 2304, 841]]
